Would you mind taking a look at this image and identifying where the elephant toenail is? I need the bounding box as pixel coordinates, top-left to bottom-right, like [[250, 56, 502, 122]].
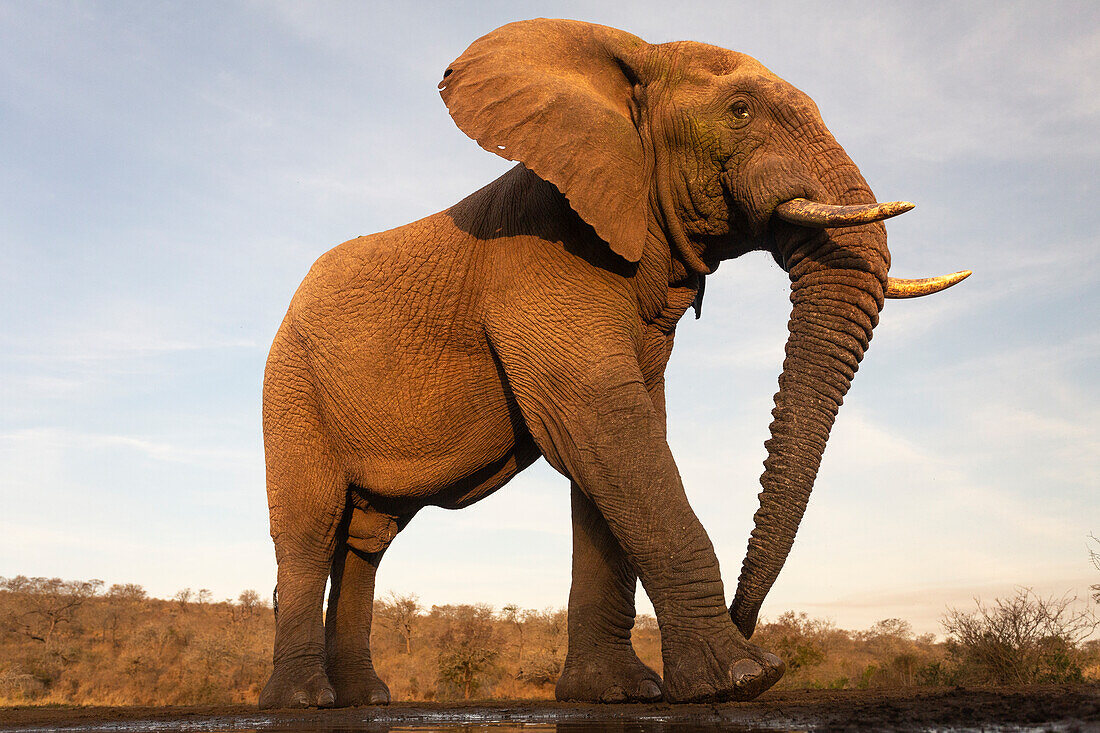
[[762, 652, 785, 676], [291, 691, 310, 707], [730, 659, 764, 685], [317, 689, 335, 707], [638, 680, 662, 699], [368, 689, 390, 705]]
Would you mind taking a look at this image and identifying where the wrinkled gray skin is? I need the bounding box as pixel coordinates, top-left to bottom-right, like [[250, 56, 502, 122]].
[[260, 19, 900, 707]]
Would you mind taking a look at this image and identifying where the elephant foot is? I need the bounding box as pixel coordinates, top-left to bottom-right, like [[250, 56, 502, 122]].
[[328, 665, 392, 707], [555, 644, 664, 703], [661, 626, 784, 703], [259, 663, 336, 709]]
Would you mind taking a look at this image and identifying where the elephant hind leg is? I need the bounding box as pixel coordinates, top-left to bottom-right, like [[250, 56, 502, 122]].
[[325, 504, 415, 706], [259, 365, 346, 709], [260, 452, 345, 708], [556, 482, 663, 703]]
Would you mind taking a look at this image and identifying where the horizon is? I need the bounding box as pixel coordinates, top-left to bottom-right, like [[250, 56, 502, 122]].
[[5, 569, 1098, 645], [1, 1, 1097, 640]]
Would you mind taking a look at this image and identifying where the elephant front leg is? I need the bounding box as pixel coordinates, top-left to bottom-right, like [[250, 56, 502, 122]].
[[507, 364, 781, 702], [556, 482, 663, 702]]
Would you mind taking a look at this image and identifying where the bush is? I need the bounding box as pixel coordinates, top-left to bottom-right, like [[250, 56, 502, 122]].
[[1089, 533, 1100, 606], [941, 588, 1097, 685]]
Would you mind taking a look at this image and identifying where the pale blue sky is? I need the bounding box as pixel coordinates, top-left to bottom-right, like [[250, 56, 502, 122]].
[[1, 1, 1097, 635]]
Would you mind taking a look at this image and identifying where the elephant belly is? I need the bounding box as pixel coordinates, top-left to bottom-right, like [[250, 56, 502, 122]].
[[305, 327, 533, 503], [427, 434, 542, 510], [343, 415, 538, 508]]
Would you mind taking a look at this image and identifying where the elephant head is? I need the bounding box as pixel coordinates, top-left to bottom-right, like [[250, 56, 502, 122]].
[[440, 20, 968, 638]]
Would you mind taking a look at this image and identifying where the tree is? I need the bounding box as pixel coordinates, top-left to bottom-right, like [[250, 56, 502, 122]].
[[238, 589, 262, 618], [501, 603, 524, 665], [862, 618, 913, 640], [755, 611, 831, 672], [514, 607, 566, 685], [0, 576, 103, 648], [174, 588, 194, 610], [104, 583, 146, 643], [107, 584, 147, 603], [434, 604, 500, 699], [376, 593, 420, 654], [852, 618, 903, 684]]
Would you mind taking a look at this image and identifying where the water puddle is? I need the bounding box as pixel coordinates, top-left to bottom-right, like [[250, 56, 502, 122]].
[[0, 722, 804, 733], [3, 718, 1083, 733]]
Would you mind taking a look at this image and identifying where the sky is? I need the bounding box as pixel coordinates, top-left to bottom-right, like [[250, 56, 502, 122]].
[[1, 1, 1097, 637]]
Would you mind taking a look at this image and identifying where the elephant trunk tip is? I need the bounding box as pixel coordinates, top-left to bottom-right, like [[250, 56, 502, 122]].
[[729, 596, 760, 640]]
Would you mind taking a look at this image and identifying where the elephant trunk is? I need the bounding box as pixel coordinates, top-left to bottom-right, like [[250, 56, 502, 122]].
[[730, 223, 887, 639]]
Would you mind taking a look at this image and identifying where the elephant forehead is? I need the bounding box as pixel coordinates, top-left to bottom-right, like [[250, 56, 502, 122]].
[[655, 41, 780, 82], [652, 43, 810, 111], [655, 40, 745, 74]]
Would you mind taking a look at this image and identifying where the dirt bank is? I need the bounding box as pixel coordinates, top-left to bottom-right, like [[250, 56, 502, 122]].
[[0, 685, 1097, 731]]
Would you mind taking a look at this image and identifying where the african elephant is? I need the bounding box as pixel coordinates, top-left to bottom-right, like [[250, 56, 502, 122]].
[[259, 19, 968, 708]]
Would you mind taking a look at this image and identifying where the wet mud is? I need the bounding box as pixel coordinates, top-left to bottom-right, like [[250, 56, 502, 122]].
[[0, 685, 1097, 732]]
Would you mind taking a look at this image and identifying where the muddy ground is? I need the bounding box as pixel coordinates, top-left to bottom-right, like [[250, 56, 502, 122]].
[[0, 685, 1098, 731]]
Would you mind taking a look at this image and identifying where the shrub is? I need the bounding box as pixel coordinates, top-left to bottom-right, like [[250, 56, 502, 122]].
[[941, 588, 1097, 684]]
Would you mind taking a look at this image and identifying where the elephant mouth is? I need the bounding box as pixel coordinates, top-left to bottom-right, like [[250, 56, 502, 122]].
[[770, 197, 972, 299]]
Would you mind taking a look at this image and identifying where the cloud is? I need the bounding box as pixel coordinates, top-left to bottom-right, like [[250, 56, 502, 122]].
[[824, 405, 1091, 544], [0, 520, 278, 603], [0, 427, 257, 475], [0, 294, 264, 401], [789, 576, 1098, 638], [792, 3, 1100, 165], [9, 334, 259, 366]]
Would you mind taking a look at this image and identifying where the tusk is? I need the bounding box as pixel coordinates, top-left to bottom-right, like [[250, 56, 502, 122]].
[[885, 270, 972, 298], [774, 198, 915, 227]]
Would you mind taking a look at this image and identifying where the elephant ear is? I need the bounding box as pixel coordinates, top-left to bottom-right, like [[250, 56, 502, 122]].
[[439, 19, 651, 263]]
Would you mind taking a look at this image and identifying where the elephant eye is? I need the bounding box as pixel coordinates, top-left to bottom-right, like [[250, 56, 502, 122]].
[[731, 101, 751, 120]]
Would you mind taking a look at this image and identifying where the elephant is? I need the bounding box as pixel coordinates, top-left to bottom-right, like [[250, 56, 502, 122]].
[[258, 19, 968, 708]]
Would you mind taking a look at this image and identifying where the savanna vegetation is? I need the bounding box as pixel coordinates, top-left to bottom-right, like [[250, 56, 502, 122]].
[[0, 576, 1096, 706]]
